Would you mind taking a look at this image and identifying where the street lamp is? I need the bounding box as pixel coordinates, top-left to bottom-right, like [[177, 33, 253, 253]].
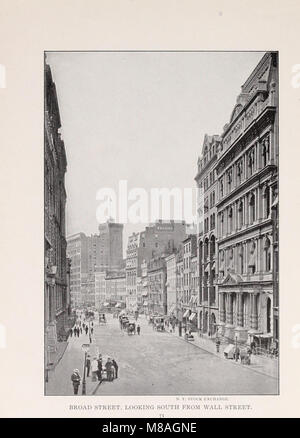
[[81, 343, 90, 395]]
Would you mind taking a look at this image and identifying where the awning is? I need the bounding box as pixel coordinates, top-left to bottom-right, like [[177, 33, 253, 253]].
[[142, 281, 148, 287], [143, 301, 148, 306], [103, 302, 110, 307], [183, 309, 190, 318], [142, 291, 148, 296], [189, 312, 197, 322], [115, 303, 122, 308], [224, 344, 235, 354]]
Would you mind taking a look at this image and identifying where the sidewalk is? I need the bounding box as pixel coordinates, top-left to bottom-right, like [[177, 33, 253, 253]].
[[165, 326, 278, 379], [48, 341, 69, 371]]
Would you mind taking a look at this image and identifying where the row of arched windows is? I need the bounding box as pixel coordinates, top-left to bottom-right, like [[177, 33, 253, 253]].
[[218, 135, 271, 200], [218, 236, 272, 276], [218, 187, 271, 238]]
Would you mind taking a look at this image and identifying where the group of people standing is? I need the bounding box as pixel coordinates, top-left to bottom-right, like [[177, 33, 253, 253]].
[[71, 355, 119, 394], [87, 354, 118, 382]]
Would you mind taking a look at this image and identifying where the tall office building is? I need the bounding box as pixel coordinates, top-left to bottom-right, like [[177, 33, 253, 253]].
[[98, 219, 124, 271]]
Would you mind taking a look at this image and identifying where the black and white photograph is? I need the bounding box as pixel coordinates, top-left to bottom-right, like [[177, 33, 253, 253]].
[[44, 50, 278, 396]]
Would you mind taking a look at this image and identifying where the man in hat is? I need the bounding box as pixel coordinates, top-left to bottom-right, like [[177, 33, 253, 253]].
[[112, 359, 118, 379], [86, 354, 91, 377], [105, 358, 113, 381], [91, 357, 98, 381], [97, 354, 103, 382], [71, 369, 81, 395]]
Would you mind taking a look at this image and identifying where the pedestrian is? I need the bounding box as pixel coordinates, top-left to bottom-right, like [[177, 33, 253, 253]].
[[91, 327, 94, 335], [234, 346, 240, 362], [69, 328, 73, 337], [112, 359, 118, 379], [91, 357, 98, 382], [250, 340, 256, 355], [105, 358, 113, 381], [137, 325, 141, 335], [97, 355, 102, 382], [71, 369, 81, 395], [85, 326, 88, 335], [86, 354, 91, 377], [80, 327, 82, 335]]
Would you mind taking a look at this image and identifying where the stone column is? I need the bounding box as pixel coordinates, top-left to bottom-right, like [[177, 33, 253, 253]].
[[250, 292, 259, 330], [257, 237, 262, 273], [227, 292, 233, 325], [237, 292, 244, 327], [219, 292, 226, 323]]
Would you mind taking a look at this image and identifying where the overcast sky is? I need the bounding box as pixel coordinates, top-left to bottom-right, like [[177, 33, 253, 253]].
[[46, 51, 264, 256]]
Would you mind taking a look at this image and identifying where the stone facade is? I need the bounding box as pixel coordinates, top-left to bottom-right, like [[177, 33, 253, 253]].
[[125, 220, 187, 312], [98, 220, 124, 271], [195, 134, 220, 336], [44, 62, 68, 363], [181, 235, 198, 331], [147, 256, 167, 315], [195, 52, 278, 349], [165, 253, 177, 316], [104, 271, 126, 305]]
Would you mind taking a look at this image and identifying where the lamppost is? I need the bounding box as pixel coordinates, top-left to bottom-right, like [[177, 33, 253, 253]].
[[81, 343, 90, 395], [235, 334, 238, 362]]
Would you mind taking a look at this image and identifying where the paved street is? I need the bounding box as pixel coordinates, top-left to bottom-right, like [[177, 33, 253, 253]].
[[46, 314, 278, 396]]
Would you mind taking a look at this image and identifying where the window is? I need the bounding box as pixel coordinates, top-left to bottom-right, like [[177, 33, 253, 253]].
[[220, 179, 224, 197], [220, 212, 224, 237], [249, 193, 255, 224], [227, 168, 232, 192], [204, 197, 209, 213], [204, 238, 209, 259], [248, 148, 255, 176], [210, 213, 215, 230], [263, 186, 270, 218], [228, 207, 233, 233], [237, 158, 243, 184], [248, 241, 256, 274], [238, 200, 244, 228], [262, 136, 270, 167], [204, 218, 209, 233], [239, 245, 244, 274], [210, 191, 215, 207], [264, 237, 271, 272]]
